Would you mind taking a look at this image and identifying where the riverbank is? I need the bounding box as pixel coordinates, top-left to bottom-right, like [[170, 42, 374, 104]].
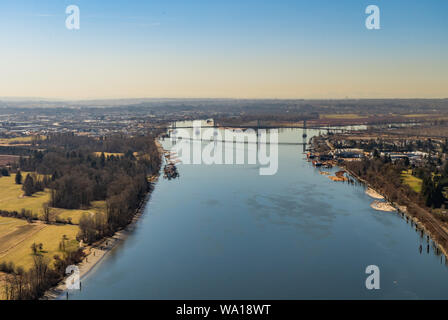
[[341, 164, 448, 260], [42, 188, 154, 300], [365, 187, 384, 200], [365, 188, 395, 211], [42, 139, 163, 300]]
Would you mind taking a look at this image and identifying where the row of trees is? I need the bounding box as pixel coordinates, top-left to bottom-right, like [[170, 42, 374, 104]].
[[0, 208, 38, 222], [2, 241, 84, 300], [346, 156, 419, 205], [345, 155, 448, 210], [22, 173, 48, 196]]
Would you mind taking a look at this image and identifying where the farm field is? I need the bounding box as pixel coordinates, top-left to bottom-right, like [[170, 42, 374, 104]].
[[0, 216, 79, 270], [319, 113, 365, 119], [0, 135, 46, 145], [0, 136, 33, 143]]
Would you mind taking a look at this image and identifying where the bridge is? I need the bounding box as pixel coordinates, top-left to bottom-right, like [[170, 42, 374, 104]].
[[166, 120, 309, 152]]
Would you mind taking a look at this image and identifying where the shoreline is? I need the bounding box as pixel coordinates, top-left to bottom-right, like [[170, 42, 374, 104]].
[[370, 200, 396, 212], [365, 188, 395, 212], [341, 164, 448, 260], [365, 187, 385, 200]]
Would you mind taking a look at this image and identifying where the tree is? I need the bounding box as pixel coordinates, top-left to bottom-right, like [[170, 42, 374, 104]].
[[100, 152, 106, 167], [59, 234, 69, 252], [78, 213, 97, 244], [30, 242, 40, 256], [42, 203, 51, 223], [15, 170, 22, 184], [23, 174, 34, 196], [422, 175, 446, 208]]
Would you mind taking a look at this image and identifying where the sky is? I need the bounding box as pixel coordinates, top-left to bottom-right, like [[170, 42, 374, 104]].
[[0, 0, 447, 100]]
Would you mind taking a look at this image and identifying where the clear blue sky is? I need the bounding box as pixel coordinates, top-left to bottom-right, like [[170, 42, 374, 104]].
[[0, 0, 447, 99]]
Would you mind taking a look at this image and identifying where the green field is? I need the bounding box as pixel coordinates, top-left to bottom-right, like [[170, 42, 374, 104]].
[[401, 170, 423, 193]]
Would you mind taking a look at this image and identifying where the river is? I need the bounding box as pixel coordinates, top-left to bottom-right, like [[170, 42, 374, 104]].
[[67, 127, 448, 299]]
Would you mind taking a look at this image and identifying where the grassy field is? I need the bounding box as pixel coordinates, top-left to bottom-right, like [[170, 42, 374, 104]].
[[401, 170, 423, 193], [55, 201, 106, 224], [0, 216, 33, 244], [0, 136, 36, 147], [0, 174, 50, 217], [0, 135, 46, 144], [0, 173, 106, 223], [0, 217, 46, 257], [0, 217, 79, 270]]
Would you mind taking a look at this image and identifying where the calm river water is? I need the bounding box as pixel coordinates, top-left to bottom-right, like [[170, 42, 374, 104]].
[[68, 127, 448, 299]]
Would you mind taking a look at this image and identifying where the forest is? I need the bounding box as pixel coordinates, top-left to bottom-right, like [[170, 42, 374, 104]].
[[15, 133, 162, 240]]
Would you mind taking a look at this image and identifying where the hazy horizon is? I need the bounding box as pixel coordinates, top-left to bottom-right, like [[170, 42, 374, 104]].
[[1, 96, 448, 103]]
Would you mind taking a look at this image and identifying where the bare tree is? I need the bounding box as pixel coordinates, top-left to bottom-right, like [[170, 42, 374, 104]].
[[42, 202, 51, 223]]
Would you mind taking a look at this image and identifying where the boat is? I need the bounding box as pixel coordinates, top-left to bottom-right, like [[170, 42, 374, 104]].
[[312, 160, 323, 167]]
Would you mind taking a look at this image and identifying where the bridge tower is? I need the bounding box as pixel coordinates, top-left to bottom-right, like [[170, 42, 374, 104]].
[[302, 120, 307, 139], [302, 120, 308, 153]]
